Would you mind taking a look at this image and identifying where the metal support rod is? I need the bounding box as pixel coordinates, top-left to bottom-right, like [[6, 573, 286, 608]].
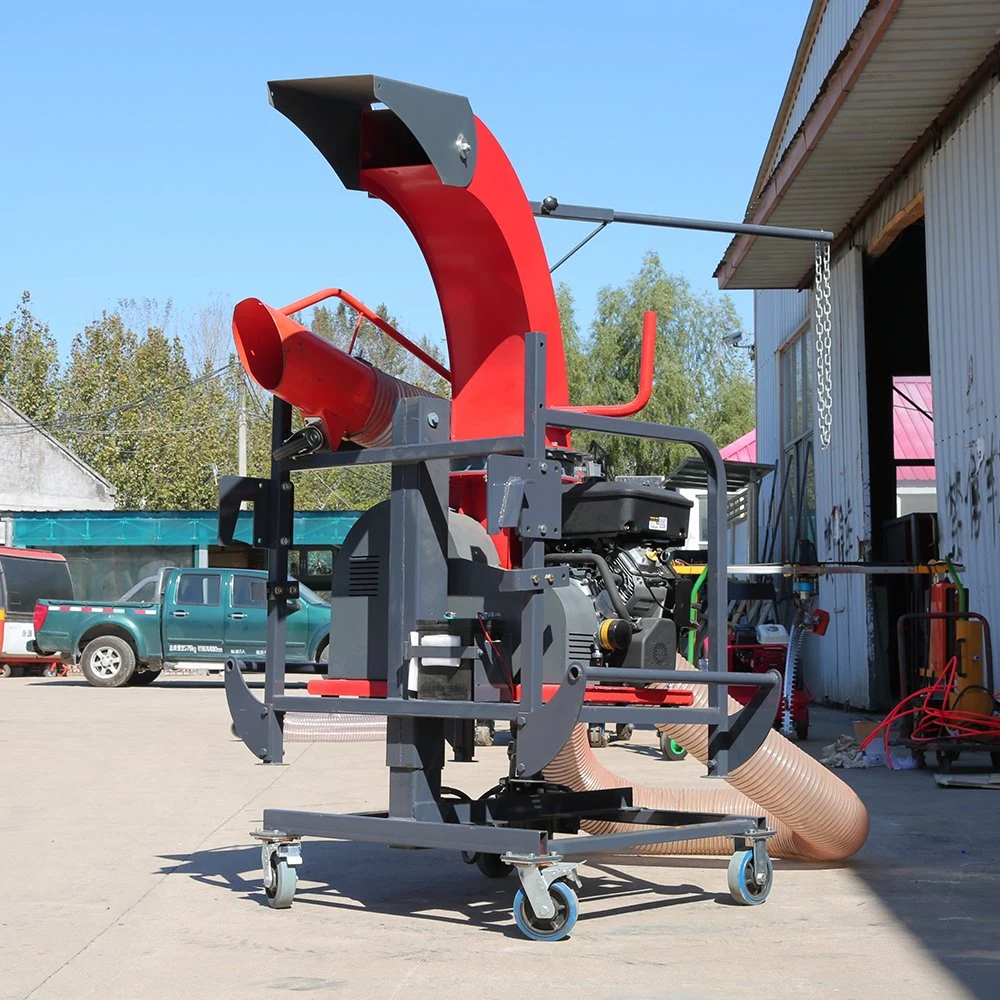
[[585, 667, 779, 686], [277, 435, 524, 471], [549, 221, 609, 272], [531, 199, 834, 242]]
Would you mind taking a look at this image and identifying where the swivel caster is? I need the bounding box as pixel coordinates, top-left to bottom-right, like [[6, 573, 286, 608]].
[[512, 881, 578, 942], [659, 732, 687, 760], [505, 852, 583, 942], [613, 723, 634, 742], [258, 836, 302, 909], [727, 846, 773, 906], [587, 725, 608, 748]]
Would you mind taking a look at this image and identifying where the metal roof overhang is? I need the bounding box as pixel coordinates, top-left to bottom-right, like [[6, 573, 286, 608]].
[[716, 0, 1000, 290], [666, 458, 774, 493]]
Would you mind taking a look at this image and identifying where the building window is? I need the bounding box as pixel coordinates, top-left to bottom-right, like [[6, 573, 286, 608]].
[[780, 327, 816, 558]]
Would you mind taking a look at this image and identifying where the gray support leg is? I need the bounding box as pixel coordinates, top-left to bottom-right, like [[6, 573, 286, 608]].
[[385, 397, 451, 820]]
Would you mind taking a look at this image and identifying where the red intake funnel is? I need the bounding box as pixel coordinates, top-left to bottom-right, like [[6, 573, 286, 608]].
[[233, 297, 439, 449]]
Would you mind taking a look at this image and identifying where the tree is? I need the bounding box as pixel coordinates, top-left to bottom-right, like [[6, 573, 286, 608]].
[[564, 252, 754, 477], [0, 292, 61, 422], [59, 309, 241, 509]]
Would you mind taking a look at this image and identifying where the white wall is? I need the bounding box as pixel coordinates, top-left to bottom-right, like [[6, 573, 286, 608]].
[[0, 398, 114, 512], [755, 259, 875, 707], [811, 248, 874, 708], [925, 81, 1000, 633], [753, 289, 810, 561]]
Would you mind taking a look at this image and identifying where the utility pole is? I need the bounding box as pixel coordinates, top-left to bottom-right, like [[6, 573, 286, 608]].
[[238, 373, 248, 478], [238, 373, 248, 511]]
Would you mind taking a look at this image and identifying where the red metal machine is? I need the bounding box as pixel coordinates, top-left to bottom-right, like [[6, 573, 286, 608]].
[[218, 74, 839, 937], [230, 76, 665, 711]]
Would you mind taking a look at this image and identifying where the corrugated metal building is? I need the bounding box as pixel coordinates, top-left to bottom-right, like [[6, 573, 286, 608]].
[[716, 0, 1000, 708]]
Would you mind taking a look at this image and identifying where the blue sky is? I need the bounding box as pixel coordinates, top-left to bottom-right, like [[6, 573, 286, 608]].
[[1, 1, 809, 358]]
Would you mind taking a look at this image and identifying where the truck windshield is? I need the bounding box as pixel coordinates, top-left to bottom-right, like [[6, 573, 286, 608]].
[[0, 555, 74, 613], [296, 581, 328, 606]]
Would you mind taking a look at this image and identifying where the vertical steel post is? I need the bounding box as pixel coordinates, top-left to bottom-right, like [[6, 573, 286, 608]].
[[385, 397, 451, 819], [518, 334, 548, 718], [700, 439, 730, 775], [262, 397, 293, 764]]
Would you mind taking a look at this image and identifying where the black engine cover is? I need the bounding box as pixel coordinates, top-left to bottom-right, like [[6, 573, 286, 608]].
[[561, 480, 692, 543]]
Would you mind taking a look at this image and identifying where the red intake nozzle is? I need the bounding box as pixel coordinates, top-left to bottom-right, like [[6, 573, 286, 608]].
[[233, 297, 439, 449]]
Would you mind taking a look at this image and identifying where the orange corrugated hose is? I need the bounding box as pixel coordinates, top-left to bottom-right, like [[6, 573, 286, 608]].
[[545, 655, 869, 861]]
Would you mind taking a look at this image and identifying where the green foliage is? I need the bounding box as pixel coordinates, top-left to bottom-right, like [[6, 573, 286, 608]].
[[0, 292, 60, 422], [3, 260, 751, 514], [563, 252, 754, 477], [58, 306, 239, 509]]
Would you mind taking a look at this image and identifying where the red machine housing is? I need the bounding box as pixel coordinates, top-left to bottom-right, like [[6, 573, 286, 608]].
[[728, 639, 811, 741]]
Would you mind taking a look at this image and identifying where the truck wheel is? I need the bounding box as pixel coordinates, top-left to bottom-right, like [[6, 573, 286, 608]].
[[0, 664, 11, 678], [128, 668, 162, 686], [80, 636, 136, 688], [313, 641, 329, 674]]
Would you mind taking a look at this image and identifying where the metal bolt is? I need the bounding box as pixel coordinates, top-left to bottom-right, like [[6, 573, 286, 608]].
[[539, 462, 548, 473], [427, 412, 439, 428], [455, 133, 471, 160], [539, 524, 547, 535], [281, 482, 292, 492], [545, 573, 555, 584], [274, 585, 283, 595], [531, 574, 540, 586], [279, 536, 290, 546], [516, 715, 526, 727], [707, 758, 717, 770], [516, 763, 526, 775]]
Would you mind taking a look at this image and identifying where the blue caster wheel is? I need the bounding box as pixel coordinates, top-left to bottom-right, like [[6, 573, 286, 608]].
[[265, 856, 297, 909], [512, 880, 578, 941], [727, 848, 773, 905]]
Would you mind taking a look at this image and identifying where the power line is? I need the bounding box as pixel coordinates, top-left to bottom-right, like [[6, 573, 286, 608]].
[[0, 361, 237, 437]]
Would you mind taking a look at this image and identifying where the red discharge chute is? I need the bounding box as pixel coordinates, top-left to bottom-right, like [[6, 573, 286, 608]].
[[232, 297, 439, 450], [359, 118, 569, 446]]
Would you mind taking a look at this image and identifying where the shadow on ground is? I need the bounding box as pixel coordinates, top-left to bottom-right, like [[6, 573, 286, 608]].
[[160, 840, 734, 938]]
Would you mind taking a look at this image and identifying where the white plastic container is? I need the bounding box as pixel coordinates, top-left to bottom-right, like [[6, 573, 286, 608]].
[[755, 623, 789, 645], [407, 631, 462, 694]]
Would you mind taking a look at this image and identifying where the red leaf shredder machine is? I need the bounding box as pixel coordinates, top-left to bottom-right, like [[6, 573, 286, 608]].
[[219, 75, 869, 941]]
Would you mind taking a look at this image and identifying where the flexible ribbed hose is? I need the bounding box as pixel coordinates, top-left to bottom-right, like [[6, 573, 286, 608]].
[[545, 655, 869, 861], [351, 369, 440, 448], [284, 713, 387, 743]]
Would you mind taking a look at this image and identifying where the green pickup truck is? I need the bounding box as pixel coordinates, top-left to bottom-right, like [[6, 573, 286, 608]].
[[32, 567, 331, 688]]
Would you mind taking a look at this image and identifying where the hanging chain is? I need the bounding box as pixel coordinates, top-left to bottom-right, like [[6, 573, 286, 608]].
[[813, 241, 833, 451]]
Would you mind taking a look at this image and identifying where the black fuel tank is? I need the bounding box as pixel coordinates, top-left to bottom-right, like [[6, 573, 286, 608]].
[[560, 479, 692, 543]]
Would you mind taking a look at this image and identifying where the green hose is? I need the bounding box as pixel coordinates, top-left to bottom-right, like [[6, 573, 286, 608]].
[[687, 565, 709, 663], [673, 564, 710, 761], [945, 556, 967, 614]]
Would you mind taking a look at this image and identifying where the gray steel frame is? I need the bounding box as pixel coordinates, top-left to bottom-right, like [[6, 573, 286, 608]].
[[222, 331, 779, 856]]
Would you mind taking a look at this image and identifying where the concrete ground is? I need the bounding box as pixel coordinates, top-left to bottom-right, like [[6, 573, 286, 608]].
[[1, 675, 998, 1000]]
